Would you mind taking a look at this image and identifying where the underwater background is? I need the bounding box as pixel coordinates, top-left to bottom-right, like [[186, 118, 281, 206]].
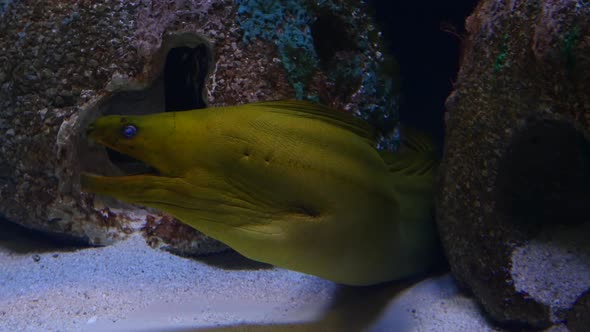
[[1, 0, 589, 331]]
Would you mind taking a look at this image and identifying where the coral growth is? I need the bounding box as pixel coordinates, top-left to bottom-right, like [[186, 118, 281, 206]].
[[235, 0, 317, 100]]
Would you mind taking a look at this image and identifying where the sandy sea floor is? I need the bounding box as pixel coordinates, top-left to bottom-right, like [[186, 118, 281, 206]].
[[0, 220, 500, 332]]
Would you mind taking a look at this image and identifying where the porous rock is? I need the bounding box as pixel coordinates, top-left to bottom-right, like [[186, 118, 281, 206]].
[[0, 0, 398, 255], [438, 0, 590, 329]]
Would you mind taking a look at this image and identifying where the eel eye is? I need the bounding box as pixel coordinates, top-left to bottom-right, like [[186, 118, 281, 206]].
[[122, 124, 138, 138]]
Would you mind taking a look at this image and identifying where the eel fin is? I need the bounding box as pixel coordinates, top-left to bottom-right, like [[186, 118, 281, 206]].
[[249, 100, 376, 142], [379, 127, 438, 176]]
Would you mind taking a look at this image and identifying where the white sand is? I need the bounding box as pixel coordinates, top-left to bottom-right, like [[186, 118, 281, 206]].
[[0, 221, 500, 332]]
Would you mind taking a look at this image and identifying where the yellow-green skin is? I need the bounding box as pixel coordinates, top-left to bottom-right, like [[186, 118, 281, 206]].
[[81, 101, 438, 286]]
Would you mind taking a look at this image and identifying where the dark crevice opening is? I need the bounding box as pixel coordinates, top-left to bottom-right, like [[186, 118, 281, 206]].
[[370, 0, 479, 145], [0, 216, 92, 252], [311, 12, 357, 67], [164, 45, 209, 112], [497, 121, 590, 230]]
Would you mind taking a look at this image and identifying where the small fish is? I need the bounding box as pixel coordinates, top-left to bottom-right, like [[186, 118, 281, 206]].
[[81, 100, 439, 285]]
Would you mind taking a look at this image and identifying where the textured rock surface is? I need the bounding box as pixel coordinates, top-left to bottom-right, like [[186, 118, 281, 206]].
[[438, 0, 590, 329], [0, 0, 13, 14], [0, 1, 398, 255]]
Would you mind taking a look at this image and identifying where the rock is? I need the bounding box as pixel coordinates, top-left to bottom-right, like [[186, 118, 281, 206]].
[[0, 1, 399, 255], [0, 1, 14, 15], [567, 290, 590, 332], [438, 0, 590, 329], [141, 214, 228, 257]]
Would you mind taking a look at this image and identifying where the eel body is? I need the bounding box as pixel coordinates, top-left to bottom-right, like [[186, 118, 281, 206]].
[[81, 101, 438, 286]]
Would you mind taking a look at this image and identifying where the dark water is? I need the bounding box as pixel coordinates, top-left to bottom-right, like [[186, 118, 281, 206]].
[[372, 1, 478, 145]]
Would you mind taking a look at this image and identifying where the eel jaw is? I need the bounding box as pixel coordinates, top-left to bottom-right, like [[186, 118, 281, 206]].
[[80, 172, 164, 203], [81, 121, 166, 195]]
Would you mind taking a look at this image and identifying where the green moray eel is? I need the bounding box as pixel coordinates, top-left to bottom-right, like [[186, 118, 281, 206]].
[[81, 100, 439, 286]]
